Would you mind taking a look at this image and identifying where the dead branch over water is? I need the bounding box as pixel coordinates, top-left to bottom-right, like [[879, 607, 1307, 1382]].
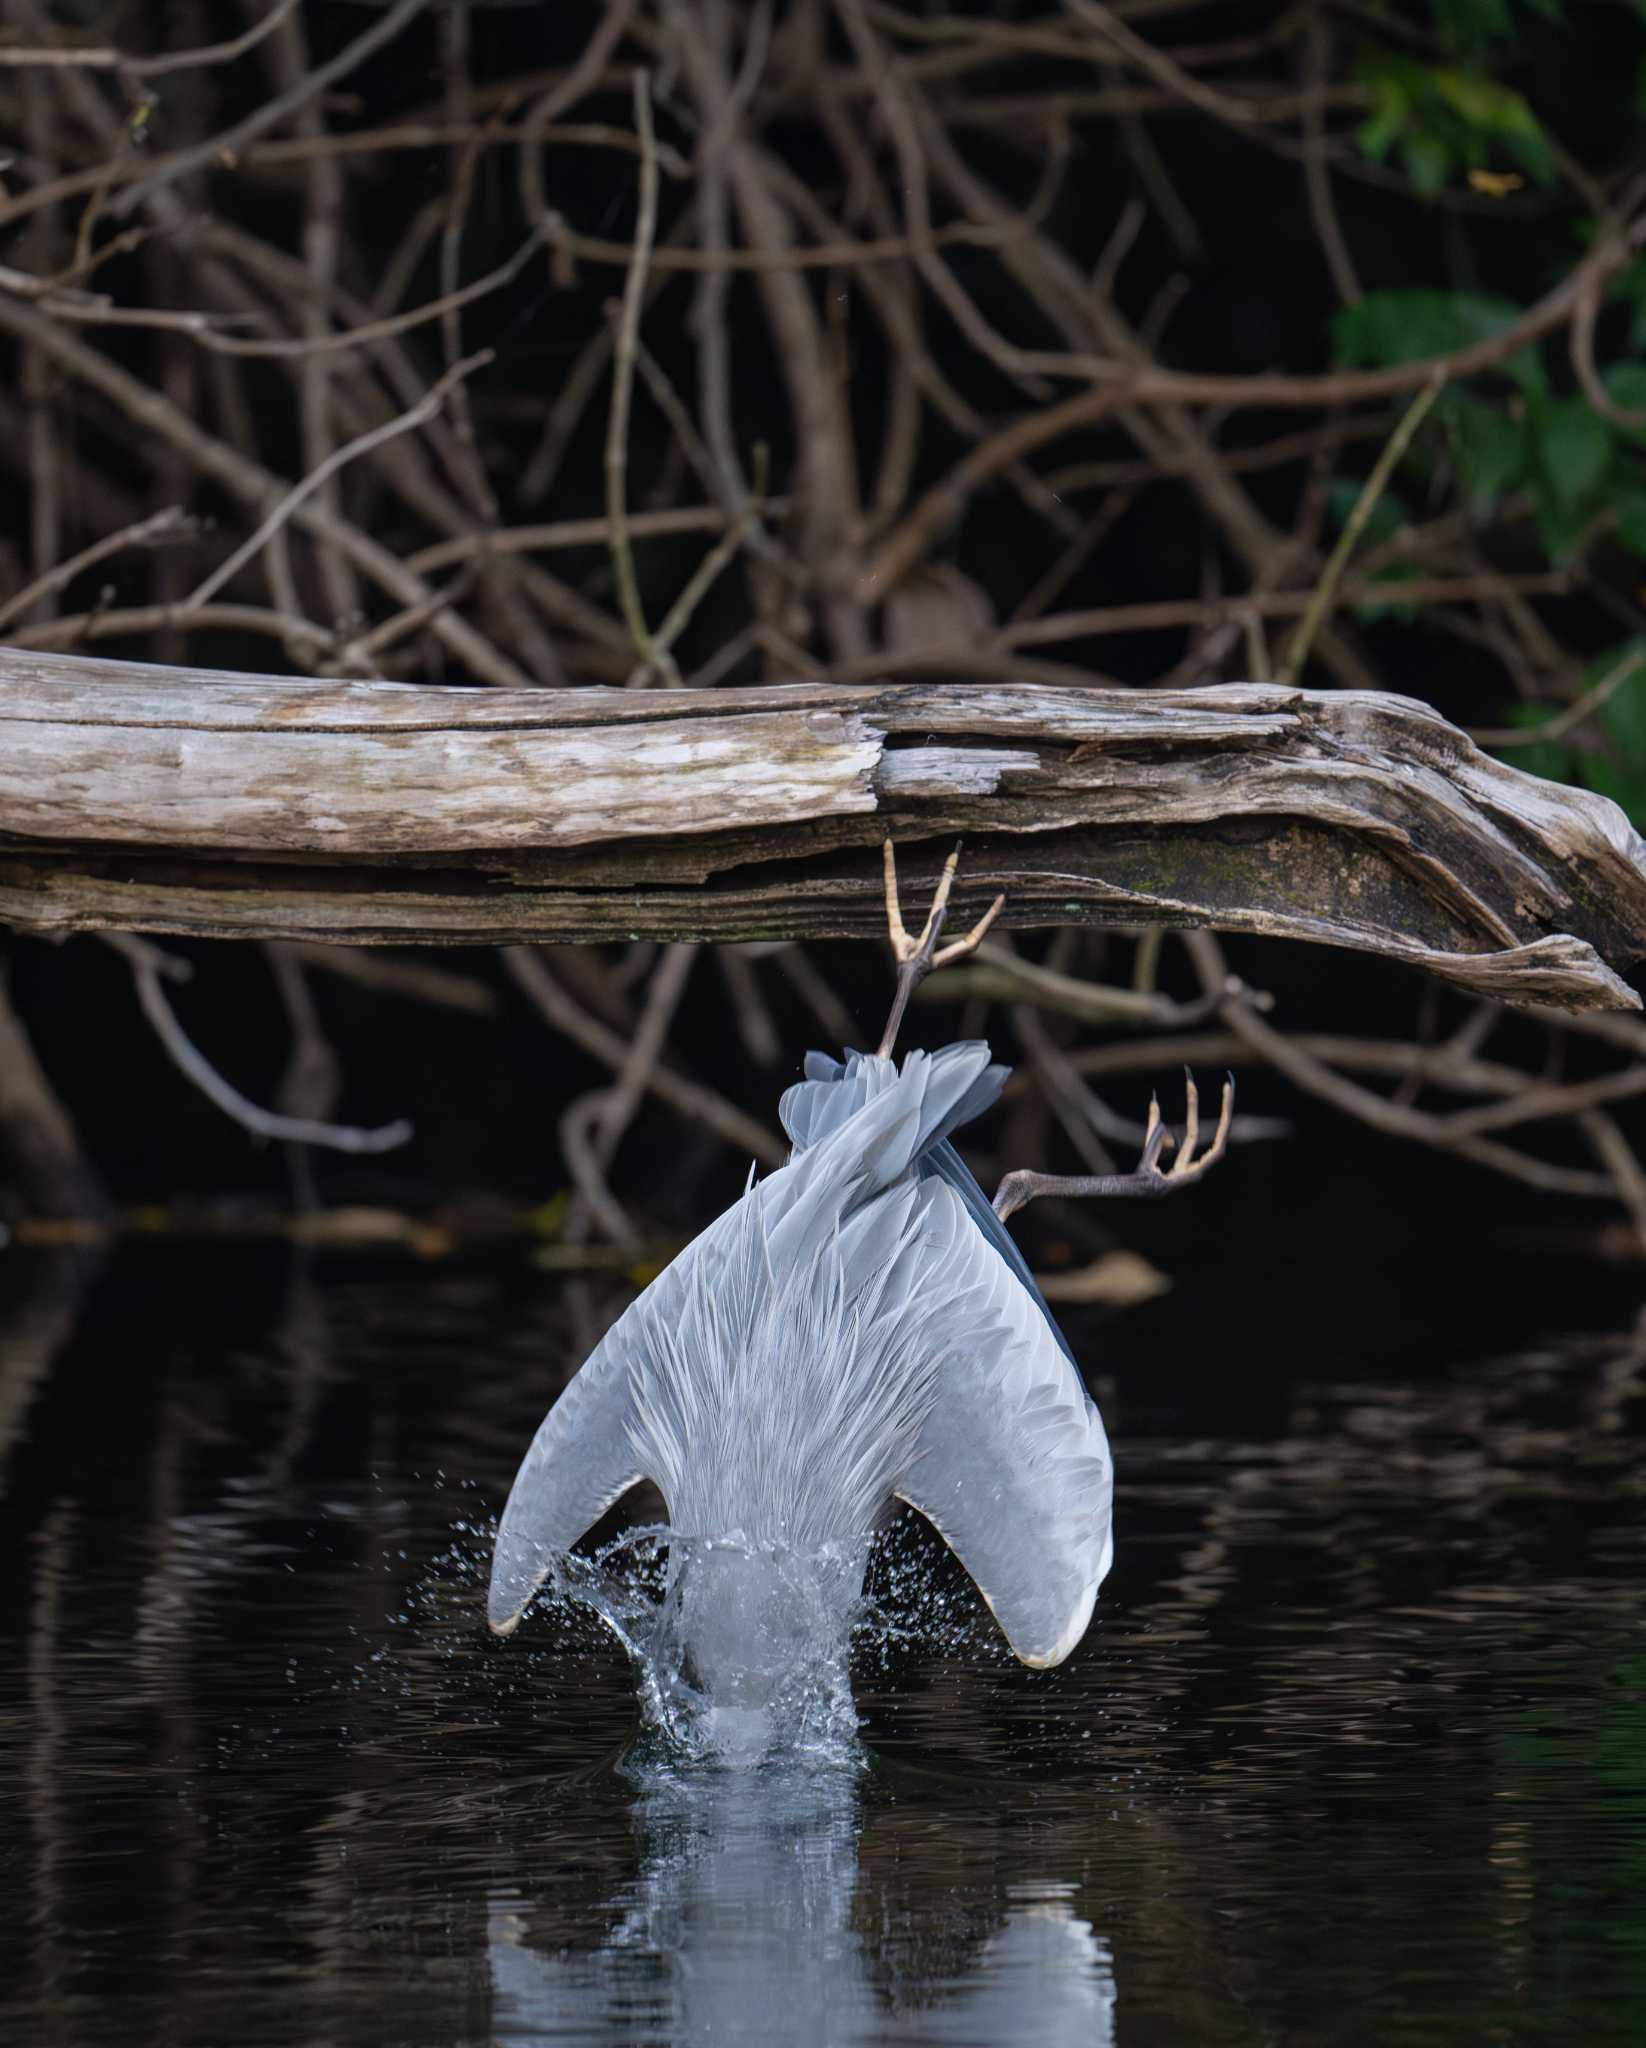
[[4, 652, 1646, 1018], [4, 2, 1646, 1248]]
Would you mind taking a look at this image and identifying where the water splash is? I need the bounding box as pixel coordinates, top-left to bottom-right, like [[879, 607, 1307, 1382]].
[[408, 1500, 1005, 1772], [552, 1525, 867, 1767]]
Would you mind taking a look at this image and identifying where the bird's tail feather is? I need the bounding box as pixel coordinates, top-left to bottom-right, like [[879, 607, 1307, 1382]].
[[782, 1043, 1073, 1363], [779, 1043, 1008, 1170]]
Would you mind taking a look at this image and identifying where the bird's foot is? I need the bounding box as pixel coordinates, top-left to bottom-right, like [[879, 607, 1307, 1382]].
[[993, 1069, 1234, 1222], [875, 838, 1006, 1060]]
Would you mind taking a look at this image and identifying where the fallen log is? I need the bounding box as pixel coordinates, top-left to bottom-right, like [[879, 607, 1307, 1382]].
[[3, 646, 1645, 1013]]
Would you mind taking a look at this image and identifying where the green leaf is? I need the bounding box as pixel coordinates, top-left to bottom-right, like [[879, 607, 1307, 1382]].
[[1431, 0, 1563, 53], [1445, 393, 1527, 513], [1355, 44, 1557, 189], [1533, 488, 1592, 563], [1522, 388, 1613, 560], [1531, 487, 1596, 561], [1431, 0, 1516, 49], [1615, 489, 1646, 557], [1579, 754, 1646, 825], [1333, 290, 1541, 388], [1352, 562, 1422, 625], [1605, 364, 1646, 442], [1325, 476, 1411, 547], [1530, 395, 1610, 510], [1517, 644, 1646, 827], [1595, 643, 1646, 757], [1430, 68, 1542, 139], [1503, 124, 1557, 184], [1402, 129, 1453, 196], [1510, 737, 1576, 783], [1621, 267, 1646, 355], [1357, 68, 1410, 162]]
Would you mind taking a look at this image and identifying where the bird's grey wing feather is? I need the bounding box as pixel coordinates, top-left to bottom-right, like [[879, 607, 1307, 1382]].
[[488, 1187, 777, 1634], [491, 1047, 997, 1632], [784, 1047, 1073, 1364], [491, 1043, 1107, 1654], [892, 1180, 1113, 1668], [763, 1043, 1000, 1266], [923, 1136, 1076, 1367], [487, 1333, 647, 1634]]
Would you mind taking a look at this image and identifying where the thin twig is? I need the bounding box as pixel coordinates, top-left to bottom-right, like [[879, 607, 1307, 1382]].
[[1280, 371, 1444, 684], [1300, 13, 1360, 307], [103, 934, 413, 1155], [561, 1090, 641, 1253], [1470, 645, 1646, 749], [1179, 931, 1621, 1199], [111, 0, 434, 219], [404, 504, 752, 577], [607, 69, 674, 684], [503, 947, 785, 1169], [0, 0, 299, 79], [0, 289, 530, 684], [720, 948, 782, 1067], [567, 942, 700, 1246], [0, 507, 197, 633], [182, 231, 551, 359], [919, 941, 1271, 1030], [271, 944, 498, 1016], [630, 446, 769, 684], [181, 349, 491, 610], [1580, 1109, 1646, 1247]]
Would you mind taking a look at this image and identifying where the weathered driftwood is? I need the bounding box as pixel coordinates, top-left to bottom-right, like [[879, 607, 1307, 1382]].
[[4, 646, 1646, 1013]]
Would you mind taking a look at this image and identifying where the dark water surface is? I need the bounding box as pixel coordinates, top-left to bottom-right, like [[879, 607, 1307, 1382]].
[[2, 1250, 1644, 2046]]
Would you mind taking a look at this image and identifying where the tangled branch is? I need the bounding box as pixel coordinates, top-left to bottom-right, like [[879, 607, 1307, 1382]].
[[2, 0, 1645, 1258]]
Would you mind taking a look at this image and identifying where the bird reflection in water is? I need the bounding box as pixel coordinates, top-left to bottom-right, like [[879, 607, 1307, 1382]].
[[487, 1762, 1116, 2048]]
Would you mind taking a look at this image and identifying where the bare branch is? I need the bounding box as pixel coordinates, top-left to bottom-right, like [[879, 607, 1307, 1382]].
[[182, 348, 491, 610], [102, 933, 413, 1155], [607, 70, 674, 685], [503, 947, 785, 1169], [1280, 372, 1444, 685], [0, 508, 198, 635], [110, 0, 434, 219]]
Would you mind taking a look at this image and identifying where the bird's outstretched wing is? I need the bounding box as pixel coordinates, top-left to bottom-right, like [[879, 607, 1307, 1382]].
[[882, 1174, 1113, 1667], [492, 1043, 1110, 1662], [490, 1044, 1012, 1635], [486, 1337, 647, 1636], [784, 1049, 1112, 1663]]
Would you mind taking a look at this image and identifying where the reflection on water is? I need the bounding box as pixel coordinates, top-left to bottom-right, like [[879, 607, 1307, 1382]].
[[0, 1250, 1644, 2045], [488, 1765, 1115, 2046]]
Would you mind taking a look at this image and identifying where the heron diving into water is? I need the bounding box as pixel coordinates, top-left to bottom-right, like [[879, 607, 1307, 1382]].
[[489, 845, 1231, 1709]]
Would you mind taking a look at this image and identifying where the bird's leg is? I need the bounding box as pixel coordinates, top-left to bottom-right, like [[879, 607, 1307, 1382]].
[[993, 1070, 1235, 1222], [876, 838, 1006, 1060]]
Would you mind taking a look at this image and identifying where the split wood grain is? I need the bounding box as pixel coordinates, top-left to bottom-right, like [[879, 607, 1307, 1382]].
[[4, 647, 1645, 1014]]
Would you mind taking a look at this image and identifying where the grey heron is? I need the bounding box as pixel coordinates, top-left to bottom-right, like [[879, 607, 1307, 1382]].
[[488, 845, 1230, 1716]]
